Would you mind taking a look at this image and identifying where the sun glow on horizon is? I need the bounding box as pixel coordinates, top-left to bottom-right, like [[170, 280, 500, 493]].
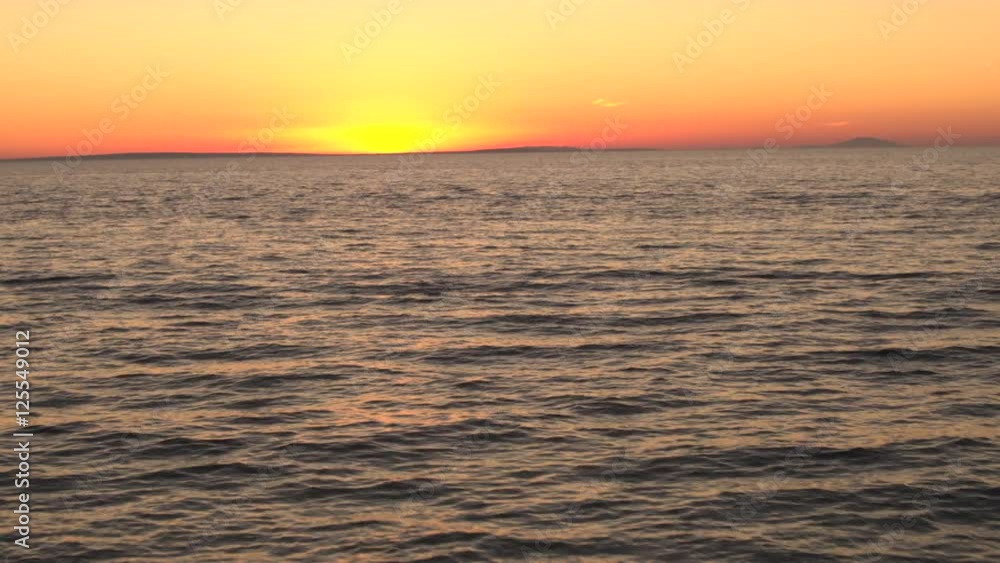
[[1, 0, 999, 159]]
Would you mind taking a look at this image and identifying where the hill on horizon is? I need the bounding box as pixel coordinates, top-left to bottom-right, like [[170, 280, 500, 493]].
[[829, 137, 902, 148]]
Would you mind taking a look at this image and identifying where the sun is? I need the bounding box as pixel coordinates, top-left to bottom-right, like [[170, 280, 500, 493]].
[[333, 122, 433, 154], [305, 99, 439, 154]]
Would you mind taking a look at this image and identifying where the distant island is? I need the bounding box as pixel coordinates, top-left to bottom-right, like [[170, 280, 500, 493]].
[[828, 137, 902, 148], [446, 146, 662, 155], [456, 146, 579, 154]]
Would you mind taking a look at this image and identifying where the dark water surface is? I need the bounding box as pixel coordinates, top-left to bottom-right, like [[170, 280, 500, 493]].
[[2, 150, 998, 562]]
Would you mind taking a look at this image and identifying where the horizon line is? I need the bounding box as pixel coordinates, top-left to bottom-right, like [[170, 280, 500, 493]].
[[3, 140, 999, 162]]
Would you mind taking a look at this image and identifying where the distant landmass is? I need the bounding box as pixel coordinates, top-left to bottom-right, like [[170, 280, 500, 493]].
[[0, 146, 654, 162], [2, 140, 926, 161], [829, 137, 902, 148], [452, 146, 661, 155], [456, 146, 579, 154]]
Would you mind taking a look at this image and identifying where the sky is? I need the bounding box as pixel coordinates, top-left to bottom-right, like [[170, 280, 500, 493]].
[[1, 0, 999, 158]]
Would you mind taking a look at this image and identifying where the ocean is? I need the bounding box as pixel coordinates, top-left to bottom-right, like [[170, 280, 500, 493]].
[[1, 148, 998, 561]]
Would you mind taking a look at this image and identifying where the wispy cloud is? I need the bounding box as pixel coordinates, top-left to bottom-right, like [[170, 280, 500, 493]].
[[593, 98, 627, 108], [824, 121, 850, 128]]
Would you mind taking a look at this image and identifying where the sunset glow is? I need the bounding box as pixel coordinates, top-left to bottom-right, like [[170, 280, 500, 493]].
[[2, 0, 999, 158]]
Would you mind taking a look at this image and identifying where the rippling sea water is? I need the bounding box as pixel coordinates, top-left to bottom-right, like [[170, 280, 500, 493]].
[[2, 149, 998, 562]]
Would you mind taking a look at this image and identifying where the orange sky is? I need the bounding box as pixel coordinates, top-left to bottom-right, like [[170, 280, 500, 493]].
[[1, 0, 999, 158]]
